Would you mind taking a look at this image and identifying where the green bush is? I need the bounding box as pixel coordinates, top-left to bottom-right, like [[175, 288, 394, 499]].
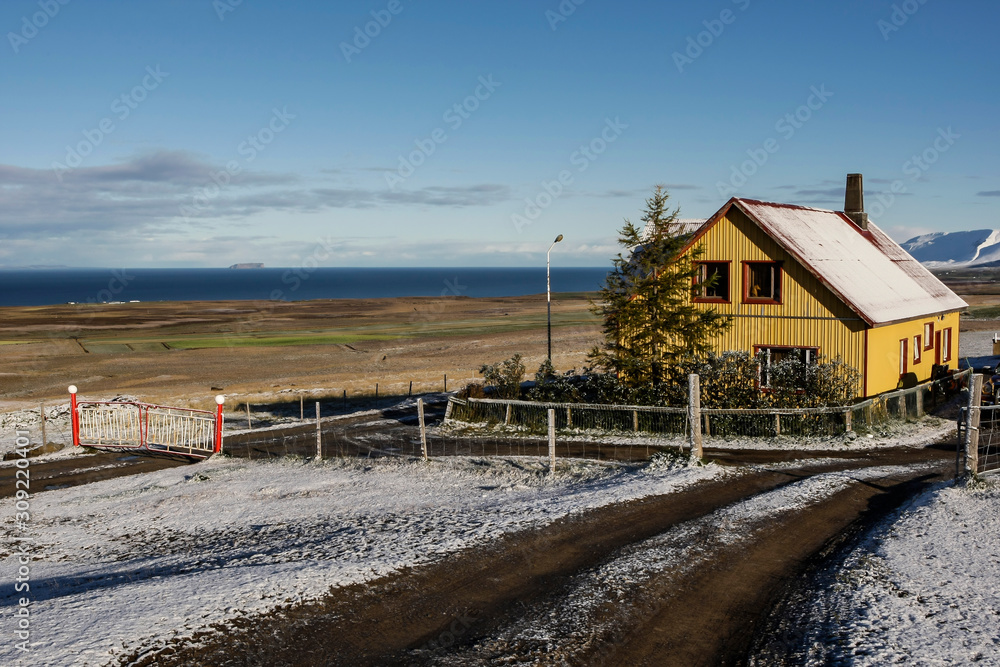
[[479, 354, 526, 399], [499, 351, 860, 409]]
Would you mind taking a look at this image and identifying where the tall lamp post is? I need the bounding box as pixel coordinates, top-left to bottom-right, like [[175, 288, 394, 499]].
[[547, 234, 564, 363]]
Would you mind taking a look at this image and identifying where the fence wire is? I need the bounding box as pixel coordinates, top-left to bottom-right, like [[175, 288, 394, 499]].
[[445, 370, 969, 444], [966, 404, 1000, 476], [221, 424, 661, 463]]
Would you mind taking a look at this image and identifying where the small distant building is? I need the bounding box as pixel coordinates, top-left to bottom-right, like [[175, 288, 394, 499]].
[[680, 174, 966, 397]]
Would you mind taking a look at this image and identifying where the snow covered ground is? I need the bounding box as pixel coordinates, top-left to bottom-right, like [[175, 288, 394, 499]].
[[0, 454, 724, 666], [778, 476, 1000, 665], [427, 463, 943, 666]]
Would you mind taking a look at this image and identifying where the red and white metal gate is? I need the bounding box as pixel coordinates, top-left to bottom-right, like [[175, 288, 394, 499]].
[[69, 386, 225, 459]]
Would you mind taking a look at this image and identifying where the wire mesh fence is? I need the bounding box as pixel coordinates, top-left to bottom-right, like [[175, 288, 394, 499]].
[[955, 401, 1000, 475], [975, 406, 1000, 475], [444, 369, 970, 445], [220, 422, 663, 463]]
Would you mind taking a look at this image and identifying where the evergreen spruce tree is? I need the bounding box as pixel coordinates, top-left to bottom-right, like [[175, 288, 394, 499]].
[[588, 186, 731, 388]]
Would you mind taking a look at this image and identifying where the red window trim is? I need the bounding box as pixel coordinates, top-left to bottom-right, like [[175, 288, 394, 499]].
[[742, 261, 783, 305], [923, 322, 934, 351], [692, 260, 732, 304]]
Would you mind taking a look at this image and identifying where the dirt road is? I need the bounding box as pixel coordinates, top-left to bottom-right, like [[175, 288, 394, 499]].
[[0, 451, 191, 498], [117, 444, 951, 666]]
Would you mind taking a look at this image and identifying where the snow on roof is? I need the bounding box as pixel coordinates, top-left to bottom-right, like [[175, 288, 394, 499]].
[[719, 199, 967, 326]]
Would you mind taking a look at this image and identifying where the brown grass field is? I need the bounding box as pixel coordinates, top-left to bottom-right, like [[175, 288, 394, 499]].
[[2, 268, 997, 414], [0, 293, 601, 412]]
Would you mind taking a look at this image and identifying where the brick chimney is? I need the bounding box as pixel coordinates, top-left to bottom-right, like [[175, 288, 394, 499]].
[[844, 173, 869, 230]]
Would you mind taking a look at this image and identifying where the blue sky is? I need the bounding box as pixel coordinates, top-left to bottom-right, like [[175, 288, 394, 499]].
[[1, 0, 997, 268]]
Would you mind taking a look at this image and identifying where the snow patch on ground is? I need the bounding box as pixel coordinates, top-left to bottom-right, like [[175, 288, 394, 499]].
[[0, 454, 723, 666], [791, 477, 1000, 665]]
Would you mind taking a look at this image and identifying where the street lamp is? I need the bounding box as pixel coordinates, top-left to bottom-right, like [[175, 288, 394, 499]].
[[547, 234, 564, 363]]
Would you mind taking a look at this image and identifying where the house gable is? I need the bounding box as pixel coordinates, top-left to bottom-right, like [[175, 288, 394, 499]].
[[684, 198, 967, 326]]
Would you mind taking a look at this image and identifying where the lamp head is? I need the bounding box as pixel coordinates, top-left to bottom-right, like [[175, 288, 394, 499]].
[[554, 234, 564, 243]]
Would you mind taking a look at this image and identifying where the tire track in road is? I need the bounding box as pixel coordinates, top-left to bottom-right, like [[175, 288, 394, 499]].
[[125, 447, 953, 666]]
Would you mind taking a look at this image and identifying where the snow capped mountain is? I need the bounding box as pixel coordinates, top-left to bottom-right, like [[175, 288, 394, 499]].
[[900, 229, 1000, 267]]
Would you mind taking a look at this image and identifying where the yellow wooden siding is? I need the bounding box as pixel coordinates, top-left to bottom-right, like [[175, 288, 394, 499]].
[[865, 311, 960, 394], [686, 209, 867, 384]]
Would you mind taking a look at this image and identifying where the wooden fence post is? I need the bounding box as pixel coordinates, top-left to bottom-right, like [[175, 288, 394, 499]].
[[245, 403, 252, 430], [315, 402, 322, 460], [688, 374, 703, 458], [966, 374, 983, 475], [409, 381, 413, 397], [548, 408, 556, 475], [300, 394, 304, 421], [632, 410, 639, 432], [915, 388, 924, 418], [417, 398, 428, 461], [40, 403, 46, 446], [444, 374, 448, 393], [566, 407, 572, 428], [774, 414, 781, 436], [504, 403, 512, 425], [845, 408, 852, 433]]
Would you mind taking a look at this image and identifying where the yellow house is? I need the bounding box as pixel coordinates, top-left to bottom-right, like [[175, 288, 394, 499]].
[[678, 174, 967, 397]]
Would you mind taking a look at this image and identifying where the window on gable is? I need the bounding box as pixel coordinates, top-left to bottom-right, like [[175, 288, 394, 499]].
[[744, 262, 782, 303], [757, 346, 816, 389], [693, 262, 730, 302]]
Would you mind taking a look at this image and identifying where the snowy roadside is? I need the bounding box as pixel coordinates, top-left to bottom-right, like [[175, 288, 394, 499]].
[[771, 476, 1000, 665], [0, 454, 725, 666]]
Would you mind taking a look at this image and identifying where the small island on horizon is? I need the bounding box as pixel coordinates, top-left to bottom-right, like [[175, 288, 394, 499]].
[[228, 263, 265, 269]]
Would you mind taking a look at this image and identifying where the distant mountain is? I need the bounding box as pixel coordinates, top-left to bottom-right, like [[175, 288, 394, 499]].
[[228, 263, 265, 269], [900, 229, 1000, 268]]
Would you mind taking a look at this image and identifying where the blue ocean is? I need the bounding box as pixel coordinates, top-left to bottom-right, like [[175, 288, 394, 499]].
[[0, 267, 610, 307]]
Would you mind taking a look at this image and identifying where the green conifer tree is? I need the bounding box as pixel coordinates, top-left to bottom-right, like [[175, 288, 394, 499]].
[[588, 186, 731, 387]]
